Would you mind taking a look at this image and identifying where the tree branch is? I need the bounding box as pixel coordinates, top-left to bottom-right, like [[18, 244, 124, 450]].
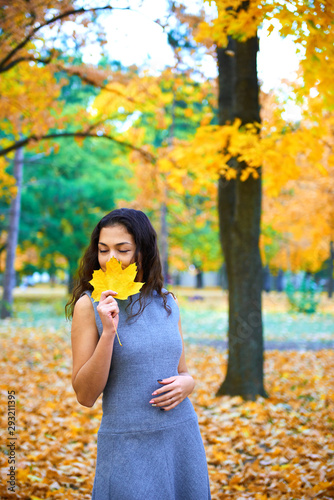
[[0, 5, 130, 74], [54, 63, 137, 104], [0, 131, 156, 164], [1, 55, 53, 73]]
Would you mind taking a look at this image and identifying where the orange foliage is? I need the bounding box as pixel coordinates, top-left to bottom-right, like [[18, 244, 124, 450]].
[[0, 1, 139, 194], [194, 0, 334, 113], [260, 92, 334, 271], [94, 69, 221, 272], [173, 2, 334, 195], [0, 63, 65, 143]]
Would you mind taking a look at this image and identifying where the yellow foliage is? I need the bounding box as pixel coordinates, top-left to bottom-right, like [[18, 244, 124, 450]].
[[184, 108, 194, 118], [0, 61, 65, 195], [157, 158, 174, 173], [194, 1, 334, 118], [262, 163, 334, 272], [92, 75, 167, 119], [0, 158, 17, 198], [0, 62, 63, 140]]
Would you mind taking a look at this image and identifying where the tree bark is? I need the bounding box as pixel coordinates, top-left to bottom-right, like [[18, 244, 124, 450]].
[[160, 95, 176, 286], [263, 265, 271, 292], [216, 32, 268, 399], [1, 148, 24, 318], [160, 200, 169, 284], [67, 261, 77, 295], [276, 269, 284, 292], [328, 240, 334, 298], [195, 267, 203, 289]]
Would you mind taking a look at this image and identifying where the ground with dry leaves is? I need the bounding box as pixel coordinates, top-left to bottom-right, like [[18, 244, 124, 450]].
[[0, 288, 333, 499]]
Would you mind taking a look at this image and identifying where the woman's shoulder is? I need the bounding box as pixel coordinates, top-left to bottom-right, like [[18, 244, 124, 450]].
[[164, 287, 178, 301], [154, 287, 176, 297], [158, 287, 179, 307], [72, 293, 96, 325], [74, 291, 94, 311]]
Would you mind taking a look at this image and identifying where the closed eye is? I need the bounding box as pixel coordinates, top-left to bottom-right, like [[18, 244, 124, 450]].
[[99, 249, 129, 253]]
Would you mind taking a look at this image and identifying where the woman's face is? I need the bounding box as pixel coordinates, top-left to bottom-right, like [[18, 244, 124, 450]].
[[98, 224, 141, 276]]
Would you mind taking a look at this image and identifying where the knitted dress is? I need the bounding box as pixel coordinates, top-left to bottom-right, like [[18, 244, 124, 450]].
[[82, 288, 211, 500]]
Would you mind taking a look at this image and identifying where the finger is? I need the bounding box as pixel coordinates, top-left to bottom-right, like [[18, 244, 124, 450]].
[[152, 382, 176, 396], [100, 296, 117, 306], [98, 301, 119, 312], [161, 400, 179, 412], [150, 392, 177, 405], [99, 304, 119, 318], [100, 290, 118, 300], [106, 306, 120, 318], [151, 389, 174, 402], [111, 308, 119, 318], [157, 376, 176, 385], [100, 296, 118, 307]]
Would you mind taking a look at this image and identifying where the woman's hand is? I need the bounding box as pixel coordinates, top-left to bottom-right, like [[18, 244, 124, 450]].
[[96, 290, 119, 336], [149, 374, 195, 411]]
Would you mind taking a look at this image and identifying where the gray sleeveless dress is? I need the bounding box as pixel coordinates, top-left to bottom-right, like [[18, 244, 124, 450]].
[[83, 288, 211, 500]]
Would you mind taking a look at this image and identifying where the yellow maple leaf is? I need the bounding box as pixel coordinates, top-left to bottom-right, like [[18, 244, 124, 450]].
[[89, 257, 145, 346], [89, 256, 145, 302]]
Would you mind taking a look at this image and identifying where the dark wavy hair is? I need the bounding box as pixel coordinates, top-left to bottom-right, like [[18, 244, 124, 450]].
[[65, 208, 175, 322]]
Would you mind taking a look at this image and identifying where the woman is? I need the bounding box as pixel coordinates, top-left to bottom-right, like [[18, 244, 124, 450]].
[[66, 208, 211, 500]]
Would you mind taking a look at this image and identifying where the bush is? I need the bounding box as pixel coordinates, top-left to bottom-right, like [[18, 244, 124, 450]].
[[285, 271, 322, 314]]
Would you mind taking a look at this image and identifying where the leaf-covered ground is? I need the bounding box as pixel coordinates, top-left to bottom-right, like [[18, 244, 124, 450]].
[[1, 319, 334, 499]]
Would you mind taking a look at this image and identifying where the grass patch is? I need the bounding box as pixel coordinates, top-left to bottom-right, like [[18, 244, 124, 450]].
[[1, 287, 332, 346]]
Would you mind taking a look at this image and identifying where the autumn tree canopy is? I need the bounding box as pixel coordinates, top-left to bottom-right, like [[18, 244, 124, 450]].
[[161, 0, 334, 273], [0, 0, 155, 197], [1, 0, 333, 277]]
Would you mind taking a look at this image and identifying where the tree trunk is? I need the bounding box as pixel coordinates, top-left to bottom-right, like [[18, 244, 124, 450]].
[[263, 265, 271, 292], [1, 148, 24, 318], [216, 31, 268, 399], [159, 94, 176, 286], [195, 267, 203, 289], [276, 269, 284, 292], [328, 240, 334, 298], [160, 200, 169, 284], [67, 262, 76, 295]]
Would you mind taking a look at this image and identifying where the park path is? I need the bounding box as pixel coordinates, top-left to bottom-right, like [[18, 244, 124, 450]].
[[192, 339, 334, 350]]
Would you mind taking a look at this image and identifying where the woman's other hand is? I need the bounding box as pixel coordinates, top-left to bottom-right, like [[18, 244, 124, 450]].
[[149, 375, 195, 411]]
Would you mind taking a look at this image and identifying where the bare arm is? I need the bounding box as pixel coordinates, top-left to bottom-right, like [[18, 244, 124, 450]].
[[71, 291, 119, 407]]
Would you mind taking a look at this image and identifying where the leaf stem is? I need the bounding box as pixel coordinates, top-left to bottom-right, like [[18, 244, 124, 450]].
[[111, 317, 122, 346]]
